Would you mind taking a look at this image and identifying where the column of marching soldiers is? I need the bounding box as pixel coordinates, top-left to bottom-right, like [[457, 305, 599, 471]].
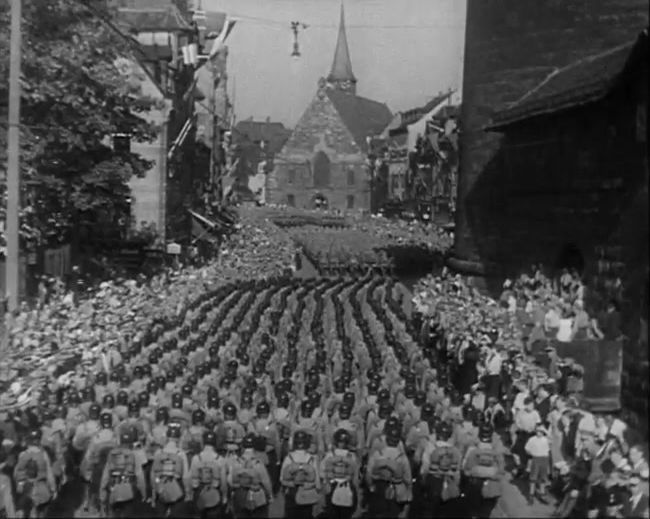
[[3, 275, 507, 519]]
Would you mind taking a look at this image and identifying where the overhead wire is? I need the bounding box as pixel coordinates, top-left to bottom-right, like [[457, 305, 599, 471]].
[[227, 13, 463, 29]]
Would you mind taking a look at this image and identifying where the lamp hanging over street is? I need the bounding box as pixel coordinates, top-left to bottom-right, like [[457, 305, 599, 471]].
[[291, 21, 308, 58]]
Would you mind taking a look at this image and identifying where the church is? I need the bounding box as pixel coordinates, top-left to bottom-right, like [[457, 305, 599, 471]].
[[266, 4, 393, 212]]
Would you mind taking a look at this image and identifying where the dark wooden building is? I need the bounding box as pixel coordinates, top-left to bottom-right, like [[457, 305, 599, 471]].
[[452, 1, 648, 427]]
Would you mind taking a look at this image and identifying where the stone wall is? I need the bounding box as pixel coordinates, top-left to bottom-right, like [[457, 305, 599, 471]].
[[453, 0, 649, 273], [267, 90, 370, 211]]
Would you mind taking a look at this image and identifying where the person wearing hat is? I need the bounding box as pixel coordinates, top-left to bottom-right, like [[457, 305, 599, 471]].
[[524, 423, 551, 503]]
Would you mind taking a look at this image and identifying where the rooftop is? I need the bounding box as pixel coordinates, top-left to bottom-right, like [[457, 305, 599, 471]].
[[325, 88, 392, 152], [488, 29, 647, 129]]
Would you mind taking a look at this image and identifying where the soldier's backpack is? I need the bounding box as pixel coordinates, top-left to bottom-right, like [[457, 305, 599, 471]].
[[152, 450, 184, 504], [16, 450, 52, 506], [430, 445, 457, 473], [325, 453, 355, 508], [194, 454, 221, 510], [471, 448, 499, 479], [108, 448, 136, 504], [285, 453, 319, 505], [373, 448, 409, 503]]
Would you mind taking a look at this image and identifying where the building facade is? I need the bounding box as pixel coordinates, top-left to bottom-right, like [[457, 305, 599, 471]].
[[451, 0, 649, 276], [487, 31, 648, 421], [114, 0, 231, 244], [267, 5, 392, 212]]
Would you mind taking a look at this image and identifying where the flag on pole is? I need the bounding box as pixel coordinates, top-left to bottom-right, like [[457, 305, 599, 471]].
[[209, 17, 237, 59]]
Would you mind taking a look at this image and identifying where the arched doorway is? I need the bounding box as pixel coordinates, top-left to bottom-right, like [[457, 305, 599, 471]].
[[313, 151, 331, 188], [554, 243, 585, 274], [311, 193, 329, 210]]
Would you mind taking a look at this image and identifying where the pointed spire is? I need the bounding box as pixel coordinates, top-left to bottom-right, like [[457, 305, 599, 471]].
[[327, 1, 357, 94]]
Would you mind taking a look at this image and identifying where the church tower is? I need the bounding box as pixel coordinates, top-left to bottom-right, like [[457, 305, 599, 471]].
[[326, 2, 357, 94]]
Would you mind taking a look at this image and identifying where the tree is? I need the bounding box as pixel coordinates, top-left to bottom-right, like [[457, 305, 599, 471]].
[[0, 0, 161, 253]]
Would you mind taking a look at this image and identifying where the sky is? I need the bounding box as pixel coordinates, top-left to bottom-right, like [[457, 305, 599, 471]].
[[203, 0, 467, 128]]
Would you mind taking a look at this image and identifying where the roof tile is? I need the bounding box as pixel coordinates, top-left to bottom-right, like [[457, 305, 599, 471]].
[[489, 32, 645, 128], [326, 89, 393, 151]]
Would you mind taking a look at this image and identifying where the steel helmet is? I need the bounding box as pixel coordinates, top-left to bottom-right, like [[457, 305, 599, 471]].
[[127, 400, 140, 416], [242, 433, 256, 450], [333, 428, 351, 449], [338, 403, 352, 420], [293, 430, 311, 450], [436, 421, 452, 440], [205, 392, 218, 409], [192, 409, 206, 425], [342, 391, 355, 407], [167, 422, 182, 439], [155, 407, 169, 424], [256, 401, 270, 416], [203, 430, 217, 447], [378, 402, 393, 419], [146, 380, 158, 395], [385, 426, 401, 447], [223, 403, 237, 420], [300, 400, 314, 418], [404, 384, 417, 400], [100, 411, 113, 429], [171, 393, 183, 409], [89, 403, 101, 420], [103, 394, 115, 409], [116, 391, 129, 407], [421, 402, 435, 420], [120, 429, 134, 445]]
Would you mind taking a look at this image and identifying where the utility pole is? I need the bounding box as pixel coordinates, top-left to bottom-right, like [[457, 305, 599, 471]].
[[6, 0, 22, 312]]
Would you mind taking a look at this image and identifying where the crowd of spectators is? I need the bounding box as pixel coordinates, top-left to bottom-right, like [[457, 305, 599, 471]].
[[413, 269, 646, 517]]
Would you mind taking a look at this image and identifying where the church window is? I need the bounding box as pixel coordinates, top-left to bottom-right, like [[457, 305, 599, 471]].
[[288, 168, 296, 184], [287, 194, 295, 207], [313, 151, 331, 188], [347, 195, 355, 209], [347, 167, 355, 186]]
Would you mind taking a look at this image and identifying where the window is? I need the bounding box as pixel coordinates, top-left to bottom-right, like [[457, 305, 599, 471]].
[[313, 151, 331, 188], [347, 167, 355, 186], [287, 194, 295, 207], [346, 195, 355, 209], [288, 168, 296, 184], [112, 133, 131, 154]]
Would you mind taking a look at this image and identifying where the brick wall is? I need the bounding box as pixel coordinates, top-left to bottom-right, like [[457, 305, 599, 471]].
[[454, 0, 649, 271], [268, 90, 371, 211]]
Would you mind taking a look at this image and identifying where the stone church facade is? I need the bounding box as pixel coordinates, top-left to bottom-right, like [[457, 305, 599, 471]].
[[266, 5, 392, 212]]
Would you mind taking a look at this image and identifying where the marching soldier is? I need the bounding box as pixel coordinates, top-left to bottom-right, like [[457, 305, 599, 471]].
[[230, 433, 273, 518], [190, 430, 228, 518], [462, 423, 504, 519], [419, 421, 461, 516], [100, 428, 146, 518], [281, 430, 321, 519], [366, 422, 412, 519], [150, 422, 191, 516], [321, 428, 360, 519], [14, 429, 57, 519]]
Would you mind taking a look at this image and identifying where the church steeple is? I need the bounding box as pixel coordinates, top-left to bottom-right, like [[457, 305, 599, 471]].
[[326, 2, 357, 94]]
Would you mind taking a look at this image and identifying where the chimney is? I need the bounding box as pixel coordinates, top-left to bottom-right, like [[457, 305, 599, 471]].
[[266, 116, 271, 123]]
